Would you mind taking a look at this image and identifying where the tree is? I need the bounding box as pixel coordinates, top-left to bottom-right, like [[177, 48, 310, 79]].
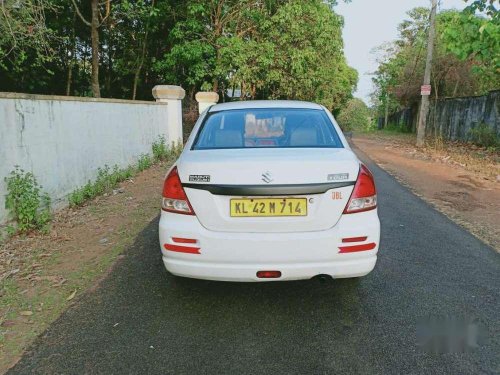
[[109, 0, 161, 99], [156, 0, 268, 98], [337, 98, 370, 131], [261, 0, 357, 110], [157, 0, 357, 111], [70, 0, 111, 97], [442, 1, 499, 80]]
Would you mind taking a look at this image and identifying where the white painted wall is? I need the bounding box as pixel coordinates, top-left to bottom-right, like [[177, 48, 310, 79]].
[[0, 93, 172, 224]]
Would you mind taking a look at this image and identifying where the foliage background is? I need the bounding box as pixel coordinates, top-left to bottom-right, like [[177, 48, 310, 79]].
[[370, 0, 499, 118], [0, 0, 357, 111], [1, 0, 497, 117]]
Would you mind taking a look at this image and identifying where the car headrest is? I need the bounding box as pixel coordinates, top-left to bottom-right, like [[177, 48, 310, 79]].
[[214, 129, 243, 148], [290, 126, 318, 146], [223, 112, 245, 131]]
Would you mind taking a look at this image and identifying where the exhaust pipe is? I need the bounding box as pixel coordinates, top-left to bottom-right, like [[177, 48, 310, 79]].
[[314, 274, 333, 284]]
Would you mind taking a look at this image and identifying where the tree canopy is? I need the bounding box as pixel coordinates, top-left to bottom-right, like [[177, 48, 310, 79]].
[[0, 0, 357, 111]]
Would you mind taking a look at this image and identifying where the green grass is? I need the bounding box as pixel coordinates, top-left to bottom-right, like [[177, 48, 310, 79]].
[[379, 122, 413, 133], [152, 136, 183, 162], [68, 164, 135, 207], [68, 136, 182, 208], [137, 154, 153, 172]]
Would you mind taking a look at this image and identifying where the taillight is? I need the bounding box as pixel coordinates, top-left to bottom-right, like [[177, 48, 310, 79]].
[[256, 271, 281, 279], [343, 164, 377, 214], [162, 167, 195, 215]]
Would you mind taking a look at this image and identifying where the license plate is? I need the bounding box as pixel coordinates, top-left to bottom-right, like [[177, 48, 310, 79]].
[[230, 198, 307, 217]]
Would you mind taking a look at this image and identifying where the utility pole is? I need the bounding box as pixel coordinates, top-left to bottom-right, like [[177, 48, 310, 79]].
[[384, 94, 389, 129], [416, 0, 437, 147]]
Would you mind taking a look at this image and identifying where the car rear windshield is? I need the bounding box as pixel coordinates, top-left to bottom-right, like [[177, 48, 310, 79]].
[[192, 108, 343, 150]]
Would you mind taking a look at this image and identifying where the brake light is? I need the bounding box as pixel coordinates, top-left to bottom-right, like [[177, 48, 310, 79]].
[[343, 164, 377, 214], [256, 271, 281, 279], [162, 167, 195, 215]]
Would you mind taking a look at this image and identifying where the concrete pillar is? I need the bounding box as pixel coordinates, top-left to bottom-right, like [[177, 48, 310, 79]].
[[152, 85, 185, 144], [195, 92, 219, 114]]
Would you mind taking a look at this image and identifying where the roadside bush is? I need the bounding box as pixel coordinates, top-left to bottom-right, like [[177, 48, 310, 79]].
[[384, 122, 402, 132], [69, 165, 134, 207], [366, 120, 378, 132], [152, 136, 169, 162], [169, 142, 184, 159], [5, 167, 51, 233], [152, 136, 184, 162], [469, 123, 498, 148], [137, 154, 153, 171]]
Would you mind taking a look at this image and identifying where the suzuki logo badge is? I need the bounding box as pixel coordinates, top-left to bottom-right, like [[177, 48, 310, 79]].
[[262, 171, 273, 184]]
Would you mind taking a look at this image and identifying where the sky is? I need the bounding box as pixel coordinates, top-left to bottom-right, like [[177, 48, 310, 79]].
[[335, 0, 468, 105]]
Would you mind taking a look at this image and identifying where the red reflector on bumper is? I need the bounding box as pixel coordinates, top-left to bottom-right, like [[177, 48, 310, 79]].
[[339, 242, 376, 253], [256, 271, 281, 279], [164, 243, 200, 254], [172, 237, 197, 244], [342, 236, 368, 243]]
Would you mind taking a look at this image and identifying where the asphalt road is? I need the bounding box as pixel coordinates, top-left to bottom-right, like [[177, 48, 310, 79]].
[[9, 155, 500, 375]]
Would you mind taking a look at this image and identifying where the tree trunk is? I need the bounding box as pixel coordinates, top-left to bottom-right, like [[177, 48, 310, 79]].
[[132, 71, 140, 100], [90, 0, 101, 98], [66, 61, 73, 96], [212, 43, 220, 95], [105, 33, 112, 95], [132, 0, 154, 100], [241, 81, 246, 101], [452, 79, 459, 97], [66, 11, 76, 96], [132, 34, 148, 100]]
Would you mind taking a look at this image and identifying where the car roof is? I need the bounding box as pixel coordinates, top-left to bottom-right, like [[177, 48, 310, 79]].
[[208, 100, 324, 112]]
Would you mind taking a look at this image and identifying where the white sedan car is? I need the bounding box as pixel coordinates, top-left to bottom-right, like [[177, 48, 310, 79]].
[[159, 100, 380, 282]]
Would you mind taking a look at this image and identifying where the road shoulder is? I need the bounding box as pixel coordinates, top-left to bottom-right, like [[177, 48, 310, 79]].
[[0, 162, 169, 374], [352, 133, 499, 251]]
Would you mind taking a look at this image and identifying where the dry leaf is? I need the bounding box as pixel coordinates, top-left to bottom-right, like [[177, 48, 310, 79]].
[[20, 311, 33, 316], [52, 278, 67, 288], [67, 290, 77, 301]]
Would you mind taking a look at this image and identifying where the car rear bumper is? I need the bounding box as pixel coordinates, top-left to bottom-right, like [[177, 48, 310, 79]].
[[159, 210, 380, 282], [162, 256, 377, 282]]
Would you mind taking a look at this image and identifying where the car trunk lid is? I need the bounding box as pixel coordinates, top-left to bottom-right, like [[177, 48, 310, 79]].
[[177, 148, 359, 233]]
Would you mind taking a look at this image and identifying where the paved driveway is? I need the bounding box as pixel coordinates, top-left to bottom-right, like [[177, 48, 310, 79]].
[[9, 157, 500, 375]]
